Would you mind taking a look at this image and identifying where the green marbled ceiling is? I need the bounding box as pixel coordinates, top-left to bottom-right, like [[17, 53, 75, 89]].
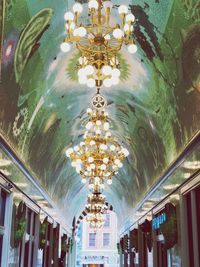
[[0, 0, 200, 229]]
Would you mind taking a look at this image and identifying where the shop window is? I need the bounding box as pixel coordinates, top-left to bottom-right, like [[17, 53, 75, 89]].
[[89, 233, 96, 247], [103, 233, 110, 247], [0, 188, 9, 266], [0, 190, 6, 226], [104, 214, 110, 227]]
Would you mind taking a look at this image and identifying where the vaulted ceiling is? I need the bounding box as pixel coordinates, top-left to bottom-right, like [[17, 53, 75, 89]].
[[0, 0, 200, 230]]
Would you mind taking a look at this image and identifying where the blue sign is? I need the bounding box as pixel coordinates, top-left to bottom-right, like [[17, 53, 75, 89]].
[[152, 213, 167, 230]]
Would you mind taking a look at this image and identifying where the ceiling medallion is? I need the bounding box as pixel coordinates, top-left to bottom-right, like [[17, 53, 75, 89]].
[[60, 0, 137, 89]]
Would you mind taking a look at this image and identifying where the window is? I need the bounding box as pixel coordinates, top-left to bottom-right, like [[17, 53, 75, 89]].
[[104, 214, 110, 227], [89, 233, 96, 247], [103, 233, 110, 247]]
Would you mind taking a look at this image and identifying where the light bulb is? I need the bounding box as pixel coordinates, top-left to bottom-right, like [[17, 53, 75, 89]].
[[78, 68, 86, 78], [110, 145, 116, 151], [73, 3, 83, 13], [113, 28, 124, 39], [124, 23, 129, 32], [87, 108, 92, 114], [111, 76, 120, 85], [112, 165, 118, 171], [100, 164, 106, 170], [77, 27, 87, 37], [95, 176, 100, 183], [73, 28, 79, 37], [100, 144, 108, 150], [60, 42, 71, 53], [128, 44, 137, 54], [88, 157, 94, 163], [126, 13, 135, 22], [77, 159, 82, 164], [87, 78, 96, 88], [82, 178, 87, 184], [76, 166, 81, 173], [90, 140, 96, 146], [111, 68, 121, 78], [71, 161, 77, 167], [89, 183, 94, 189], [103, 1, 113, 10], [103, 158, 109, 164], [102, 65, 112, 75], [80, 142, 85, 147], [104, 34, 111, 40], [118, 162, 123, 168], [78, 76, 87, 84], [96, 120, 102, 126], [96, 129, 101, 135], [64, 11, 74, 21], [118, 5, 128, 14], [104, 122, 110, 131], [88, 0, 98, 10], [121, 147, 129, 156], [85, 65, 95, 75], [86, 121, 93, 130], [103, 78, 112, 88], [105, 132, 111, 138], [74, 145, 80, 152], [90, 164, 95, 169], [65, 147, 73, 157], [107, 179, 112, 185]]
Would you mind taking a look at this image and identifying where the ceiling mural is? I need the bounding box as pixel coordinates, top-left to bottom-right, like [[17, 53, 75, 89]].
[[0, 0, 200, 229]]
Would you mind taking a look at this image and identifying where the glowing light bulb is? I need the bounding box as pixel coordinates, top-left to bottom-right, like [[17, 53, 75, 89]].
[[103, 158, 109, 164], [76, 27, 87, 37], [128, 44, 137, 54], [110, 145, 116, 151], [87, 78, 96, 88], [85, 121, 93, 130], [113, 29, 124, 39], [126, 13, 135, 22], [74, 145, 80, 152], [60, 42, 71, 53], [65, 147, 73, 157], [111, 68, 121, 78], [104, 122, 110, 131], [107, 179, 112, 185], [103, 78, 112, 88], [96, 120, 102, 126], [102, 65, 112, 75], [88, 0, 99, 9], [88, 157, 94, 163], [87, 108, 92, 114], [64, 12, 74, 21], [73, 3, 83, 13], [118, 5, 128, 14], [104, 34, 111, 40], [85, 65, 95, 75]]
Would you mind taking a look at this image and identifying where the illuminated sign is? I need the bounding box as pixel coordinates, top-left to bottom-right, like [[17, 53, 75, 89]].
[[152, 213, 167, 230]]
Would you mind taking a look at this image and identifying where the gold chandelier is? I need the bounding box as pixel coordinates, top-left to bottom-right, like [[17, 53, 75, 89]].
[[60, 0, 137, 88], [86, 192, 107, 228], [65, 105, 129, 185]]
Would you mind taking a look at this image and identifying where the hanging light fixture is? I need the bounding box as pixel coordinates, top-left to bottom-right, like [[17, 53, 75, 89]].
[[61, 0, 137, 88], [85, 192, 107, 228], [65, 94, 129, 185]]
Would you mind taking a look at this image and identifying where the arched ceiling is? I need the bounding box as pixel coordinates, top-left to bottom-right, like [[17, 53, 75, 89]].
[[0, 0, 200, 230]]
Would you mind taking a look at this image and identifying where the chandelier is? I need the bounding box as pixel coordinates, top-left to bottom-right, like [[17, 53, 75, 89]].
[[60, 0, 137, 88], [86, 192, 107, 228], [65, 101, 129, 185]]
